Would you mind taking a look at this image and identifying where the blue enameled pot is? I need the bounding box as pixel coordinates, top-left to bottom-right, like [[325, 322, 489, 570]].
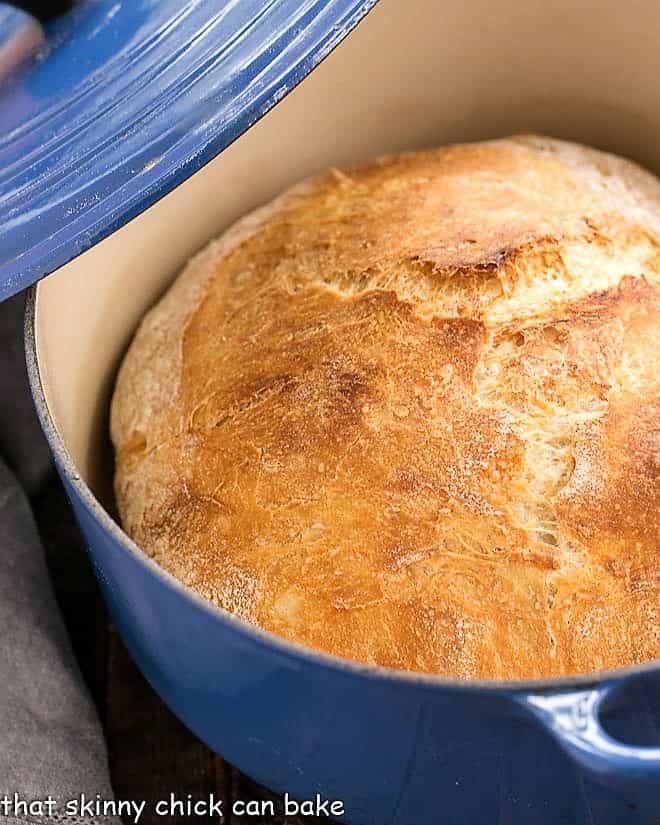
[[8, 1, 660, 822]]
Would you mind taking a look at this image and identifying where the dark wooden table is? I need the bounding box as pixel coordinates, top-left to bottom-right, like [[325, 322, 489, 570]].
[[32, 471, 330, 825]]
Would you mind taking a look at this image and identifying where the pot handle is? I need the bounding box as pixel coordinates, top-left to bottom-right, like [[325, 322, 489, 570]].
[[518, 682, 660, 785]]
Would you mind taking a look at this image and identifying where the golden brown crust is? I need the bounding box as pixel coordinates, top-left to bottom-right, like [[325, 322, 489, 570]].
[[111, 135, 660, 679]]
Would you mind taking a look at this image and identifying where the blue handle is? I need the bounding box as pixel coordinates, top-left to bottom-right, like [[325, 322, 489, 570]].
[[520, 683, 660, 786], [0, 4, 43, 81]]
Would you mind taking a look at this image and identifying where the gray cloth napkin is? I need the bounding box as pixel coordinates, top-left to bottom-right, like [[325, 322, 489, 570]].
[[0, 294, 118, 825]]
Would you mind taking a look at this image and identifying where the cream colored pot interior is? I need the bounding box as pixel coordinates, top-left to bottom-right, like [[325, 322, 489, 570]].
[[35, 0, 660, 508]]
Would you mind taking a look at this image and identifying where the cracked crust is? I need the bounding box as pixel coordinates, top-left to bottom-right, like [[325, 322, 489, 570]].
[[111, 135, 660, 679]]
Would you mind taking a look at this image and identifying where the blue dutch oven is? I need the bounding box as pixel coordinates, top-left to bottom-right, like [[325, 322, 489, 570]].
[[1, 2, 659, 823]]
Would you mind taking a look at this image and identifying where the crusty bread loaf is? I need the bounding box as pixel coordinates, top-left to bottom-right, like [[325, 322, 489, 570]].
[[111, 135, 659, 679]]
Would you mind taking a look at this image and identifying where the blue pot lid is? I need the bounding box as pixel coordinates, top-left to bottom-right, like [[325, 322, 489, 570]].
[[0, 0, 377, 300]]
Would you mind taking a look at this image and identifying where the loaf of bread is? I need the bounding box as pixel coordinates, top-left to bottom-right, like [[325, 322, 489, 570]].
[[111, 136, 659, 679]]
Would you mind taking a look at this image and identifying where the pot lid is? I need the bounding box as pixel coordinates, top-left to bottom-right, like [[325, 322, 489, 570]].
[[0, 0, 377, 300]]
